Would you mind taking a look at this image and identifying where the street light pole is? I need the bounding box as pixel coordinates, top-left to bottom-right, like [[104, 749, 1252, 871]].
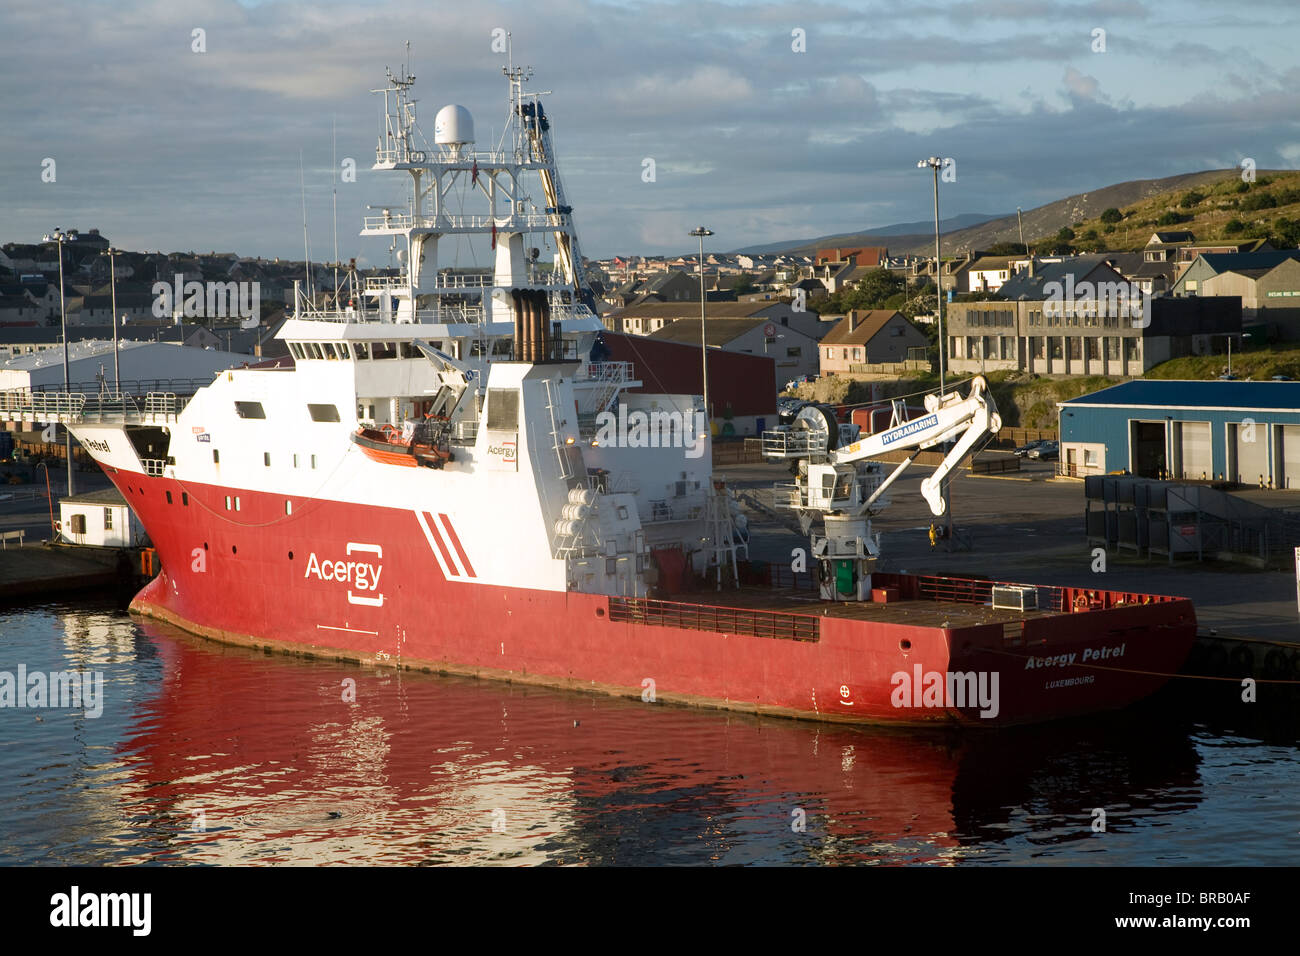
[[918, 157, 946, 396], [107, 247, 121, 392], [44, 229, 74, 496], [690, 227, 714, 428], [917, 158, 952, 547]]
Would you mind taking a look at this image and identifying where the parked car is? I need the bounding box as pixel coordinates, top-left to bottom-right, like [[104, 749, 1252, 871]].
[[1013, 439, 1047, 457], [1272, 374, 1293, 381], [1027, 440, 1059, 461]]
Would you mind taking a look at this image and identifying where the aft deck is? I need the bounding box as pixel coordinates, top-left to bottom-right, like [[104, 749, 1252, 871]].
[[607, 573, 1184, 643]]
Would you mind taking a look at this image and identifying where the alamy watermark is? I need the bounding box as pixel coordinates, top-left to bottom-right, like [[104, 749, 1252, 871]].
[[1042, 275, 1150, 328], [152, 273, 260, 329], [1, 665, 104, 718], [891, 666, 1000, 719], [592, 404, 707, 459]]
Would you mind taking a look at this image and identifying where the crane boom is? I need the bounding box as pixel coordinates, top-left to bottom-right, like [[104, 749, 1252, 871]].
[[829, 375, 1001, 514], [762, 376, 1001, 602]]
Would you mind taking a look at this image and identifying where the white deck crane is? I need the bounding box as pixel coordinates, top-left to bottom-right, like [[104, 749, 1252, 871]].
[[762, 376, 1002, 601]]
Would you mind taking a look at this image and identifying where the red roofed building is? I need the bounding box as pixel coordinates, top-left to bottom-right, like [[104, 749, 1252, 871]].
[[815, 246, 888, 268], [600, 331, 778, 436]]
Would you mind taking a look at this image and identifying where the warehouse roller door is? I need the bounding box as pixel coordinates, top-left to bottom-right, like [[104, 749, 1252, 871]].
[[1279, 425, 1300, 489], [1230, 421, 1269, 485], [1174, 421, 1211, 481]]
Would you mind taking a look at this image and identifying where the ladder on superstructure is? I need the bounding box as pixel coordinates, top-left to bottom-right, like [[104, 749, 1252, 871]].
[[542, 378, 575, 480]]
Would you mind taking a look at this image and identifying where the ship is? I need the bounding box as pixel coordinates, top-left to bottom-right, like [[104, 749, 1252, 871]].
[[8, 61, 1196, 727]]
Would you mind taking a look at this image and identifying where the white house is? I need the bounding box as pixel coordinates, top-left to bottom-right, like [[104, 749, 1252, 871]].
[[59, 487, 145, 547]]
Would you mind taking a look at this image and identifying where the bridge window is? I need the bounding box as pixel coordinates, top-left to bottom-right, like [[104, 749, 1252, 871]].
[[308, 403, 341, 422], [400, 342, 420, 359], [235, 401, 266, 419], [353, 342, 369, 359], [372, 342, 396, 360], [323, 343, 339, 360]]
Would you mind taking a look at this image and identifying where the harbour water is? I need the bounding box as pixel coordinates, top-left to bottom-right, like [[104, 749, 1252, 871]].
[[1, 599, 1296, 866]]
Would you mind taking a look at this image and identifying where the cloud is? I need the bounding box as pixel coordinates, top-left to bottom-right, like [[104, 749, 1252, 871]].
[[0, 0, 1296, 258]]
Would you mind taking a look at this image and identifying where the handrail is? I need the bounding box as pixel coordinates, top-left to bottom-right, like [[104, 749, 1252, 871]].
[[607, 596, 820, 643]]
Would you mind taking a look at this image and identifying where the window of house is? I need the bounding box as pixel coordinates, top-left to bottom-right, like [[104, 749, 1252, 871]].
[[786, 347, 801, 357], [104, 508, 113, 530], [1084, 448, 1098, 467]]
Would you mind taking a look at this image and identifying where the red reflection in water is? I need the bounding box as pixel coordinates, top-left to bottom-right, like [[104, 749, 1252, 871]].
[[116, 621, 967, 865]]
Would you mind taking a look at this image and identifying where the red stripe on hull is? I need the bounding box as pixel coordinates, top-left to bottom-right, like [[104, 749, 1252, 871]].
[[107, 469, 1196, 727], [439, 513, 476, 578], [422, 511, 458, 575]]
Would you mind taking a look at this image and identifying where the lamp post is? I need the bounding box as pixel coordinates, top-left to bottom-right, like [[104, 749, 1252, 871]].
[[917, 159, 952, 548], [917, 157, 946, 395], [106, 247, 122, 392], [42, 229, 74, 496], [690, 227, 713, 426]]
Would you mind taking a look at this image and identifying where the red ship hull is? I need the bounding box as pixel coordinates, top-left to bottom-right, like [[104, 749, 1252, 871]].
[[109, 466, 1197, 728]]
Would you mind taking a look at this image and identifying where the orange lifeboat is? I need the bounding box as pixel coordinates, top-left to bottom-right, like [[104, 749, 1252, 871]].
[[351, 422, 453, 468]]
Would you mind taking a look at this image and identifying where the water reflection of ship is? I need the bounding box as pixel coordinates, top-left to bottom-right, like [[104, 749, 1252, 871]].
[[115, 622, 1204, 865]]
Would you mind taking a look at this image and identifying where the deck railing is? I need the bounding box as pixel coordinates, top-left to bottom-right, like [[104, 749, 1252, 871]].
[[885, 573, 1184, 615], [608, 597, 821, 642]]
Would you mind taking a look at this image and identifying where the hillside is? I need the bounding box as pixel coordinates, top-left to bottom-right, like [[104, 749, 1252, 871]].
[[1008, 169, 1300, 254], [728, 168, 1300, 262], [727, 212, 1002, 256], [888, 169, 1253, 256]]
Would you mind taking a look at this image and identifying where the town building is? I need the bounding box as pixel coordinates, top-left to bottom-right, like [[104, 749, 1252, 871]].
[[646, 316, 821, 382], [946, 258, 1241, 376], [600, 332, 778, 437], [1058, 380, 1300, 486], [817, 310, 929, 376], [58, 488, 146, 548], [1172, 251, 1300, 339]]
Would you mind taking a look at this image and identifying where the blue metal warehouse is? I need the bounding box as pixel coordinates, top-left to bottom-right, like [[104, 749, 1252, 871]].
[[1058, 380, 1300, 487]]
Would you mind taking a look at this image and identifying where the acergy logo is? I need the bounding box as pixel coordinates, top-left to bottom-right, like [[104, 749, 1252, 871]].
[[304, 542, 384, 606]]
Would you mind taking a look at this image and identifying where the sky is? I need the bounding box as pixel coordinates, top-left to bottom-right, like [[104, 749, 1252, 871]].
[[3, 0, 1300, 265]]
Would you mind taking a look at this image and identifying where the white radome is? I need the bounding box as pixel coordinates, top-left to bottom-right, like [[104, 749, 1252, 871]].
[[434, 105, 474, 146]]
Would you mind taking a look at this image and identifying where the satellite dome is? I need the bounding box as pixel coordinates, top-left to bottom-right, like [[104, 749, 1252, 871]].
[[434, 105, 474, 146]]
